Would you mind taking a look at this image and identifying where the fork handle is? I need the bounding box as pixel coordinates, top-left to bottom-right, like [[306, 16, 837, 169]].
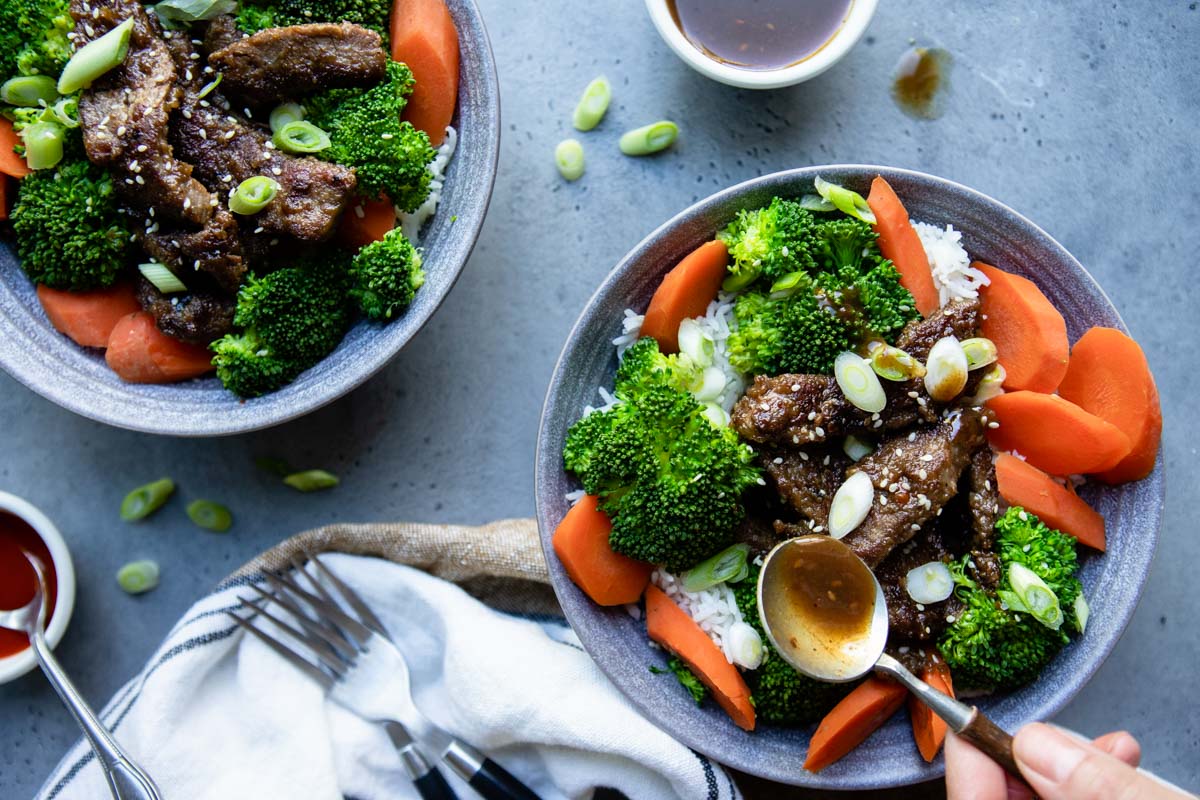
[[444, 742, 541, 800], [387, 724, 459, 800]]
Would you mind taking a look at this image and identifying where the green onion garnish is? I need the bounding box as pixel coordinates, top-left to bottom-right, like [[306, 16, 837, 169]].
[[269, 102, 305, 133], [572, 76, 611, 132], [58, 17, 135, 95], [229, 176, 280, 215], [618, 121, 679, 156], [283, 469, 339, 492], [120, 478, 175, 521], [960, 337, 999, 370], [49, 96, 80, 128], [138, 262, 187, 294], [186, 500, 233, 532], [769, 271, 808, 298], [867, 341, 925, 381], [272, 120, 330, 154], [1073, 593, 1089, 634], [842, 434, 874, 462], [19, 122, 65, 170], [196, 73, 222, 100], [554, 138, 585, 181], [681, 543, 750, 592], [1007, 562, 1064, 630], [0, 75, 58, 107], [834, 351, 887, 413], [153, 0, 237, 24], [117, 560, 160, 594], [813, 176, 876, 224], [721, 269, 759, 293], [798, 194, 836, 213]]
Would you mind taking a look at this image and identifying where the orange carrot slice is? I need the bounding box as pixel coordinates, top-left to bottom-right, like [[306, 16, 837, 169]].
[[0, 119, 31, 179], [105, 312, 215, 384], [976, 262, 1069, 393], [986, 391, 1131, 476], [640, 240, 729, 354], [338, 197, 397, 249], [391, 0, 459, 147], [1057, 327, 1161, 484], [910, 660, 954, 762], [37, 283, 142, 348], [645, 584, 755, 731], [867, 177, 939, 317], [553, 495, 653, 606], [804, 676, 908, 771], [994, 453, 1106, 551]]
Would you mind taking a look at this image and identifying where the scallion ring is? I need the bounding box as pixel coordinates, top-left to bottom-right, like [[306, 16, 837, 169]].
[[1, 75, 59, 107], [1073, 593, 1089, 633], [676, 318, 714, 367], [1007, 562, 1064, 630], [138, 262, 187, 294], [572, 76, 611, 132], [924, 335, 969, 401], [905, 561, 954, 604], [272, 120, 330, 154], [814, 175, 876, 224], [769, 271, 810, 299], [58, 17, 135, 95], [186, 499, 233, 532], [19, 122, 65, 170], [196, 73, 222, 100], [50, 96, 80, 128], [681, 543, 750, 592], [618, 121, 678, 156], [726, 621, 764, 669], [117, 560, 161, 594], [828, 471, 874, 539], [269, 101, 305, 133], [283, 469, 339, 492], [229, 176, 280, 215], [843, 434, 875, 462], [969, 364, 1006, 404], [834, 350, 887, 413], [867, 340, 925, 381], [798, 193, 836, 212], [701, 402, 729, 428], [120, 478, 175, 521], [960, 337, 999, 370], [554, 138, 585, 181]]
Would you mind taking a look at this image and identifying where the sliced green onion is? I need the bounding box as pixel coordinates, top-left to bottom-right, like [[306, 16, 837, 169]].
[[269, 102, 305, 133], [1008, 562, 1063, 630], [924, 335, 969, 401], [677, 319, 714, 367], [58, 17, 135, 95], [255, 456, 293, 476], [798, 194, 836, 213], [138, 262, 187, 294], [572, 76, 611, 132], [969, 364, 1006, 404], [120, 478, 175, 521], [196, 73, 222, 100], [701, 402, 728, 428], [693, 366, 725, 402], [829, 471, 874, 539], [618, 121, 678, 156], [272, 120, 330, 154], [769, 271, 809, 299], [283, 469, 339, 492], [843, 434, 874, 462], [1073, 593, 1089, 633], [867, 340, 925, 381], [905, 561, 954, 604], [19, 122, 65, 170], [554, 138, 585, 181], [117, 560, 160, 594], [960, 337, 999, 370], [229, 176, 280, 215], [721, 269, 759, 293], [153, 0, 236, 23], [186, 500, 233, 532], [834, 351, 886, 413], [50, 96, 80, 128], [814, 176, 876, 224], [1, 76, 58, 107], [998, 589, 1028, 613], [681, 543, 750, 592], [726, 621, 764, 669]]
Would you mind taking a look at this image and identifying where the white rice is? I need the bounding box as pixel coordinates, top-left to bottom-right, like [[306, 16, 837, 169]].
[[651, 568, 745, 665], [912, 220, 991, 306], [398, 125, 458, 241]]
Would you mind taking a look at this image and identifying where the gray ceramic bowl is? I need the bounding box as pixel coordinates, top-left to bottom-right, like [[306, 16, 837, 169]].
[[535, 166, 1165, 789], [0, 0, 499, 436]]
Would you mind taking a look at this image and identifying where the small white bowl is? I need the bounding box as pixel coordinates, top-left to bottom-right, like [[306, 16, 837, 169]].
[[644, 0, 878, 90], [0, 491, 76, 684]]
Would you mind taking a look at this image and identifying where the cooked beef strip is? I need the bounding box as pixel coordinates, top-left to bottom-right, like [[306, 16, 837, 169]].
[[142, 206, 246, 293], [841, 407, 988, 567], [732, 514, 783, 557], [875, 521, 964, 642], [966, 446, 1000, 551], [761, 445, 849, 529], [72, 0, 214, 227], [209, 23, 387, 107], [136, 277, 235, 344], [202, 14, 244, 54]]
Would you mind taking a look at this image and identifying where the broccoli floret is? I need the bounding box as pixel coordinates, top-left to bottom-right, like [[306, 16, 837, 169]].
[[732, 565, 849, 724], [306, 61, 435, 211], [811, 217, 883, 276], [348, 228, 425, 321], [1, 0, 72, 79], [717, 198, 819, 288], [235, 0, 391, 37], [10, 159, 132, 290], [563, 338, 760, 572], [613, 337, 704, 397], [234, 3, 281, 33], [938, 507, 1082, 691], [853, 261, 919, 342], [651, 656, 708, 706], [210, 331, 303, 398]]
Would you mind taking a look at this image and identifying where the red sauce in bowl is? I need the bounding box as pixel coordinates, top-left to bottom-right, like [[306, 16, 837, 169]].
[[0, 511, 58, 658]]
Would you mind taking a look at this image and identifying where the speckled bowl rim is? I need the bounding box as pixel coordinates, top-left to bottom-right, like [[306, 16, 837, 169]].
[[535, 165, 1165, 789], [0, 0, 500, 437]]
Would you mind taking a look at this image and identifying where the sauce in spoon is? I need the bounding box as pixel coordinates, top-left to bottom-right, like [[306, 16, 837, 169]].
[[0, 512, 58, 657]]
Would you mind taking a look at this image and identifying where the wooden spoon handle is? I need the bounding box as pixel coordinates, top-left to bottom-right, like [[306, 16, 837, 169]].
[[959, 707, 1022, 778]]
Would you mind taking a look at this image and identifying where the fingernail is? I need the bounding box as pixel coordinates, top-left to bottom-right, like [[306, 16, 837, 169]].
[[1014, 723, 1088, 784]]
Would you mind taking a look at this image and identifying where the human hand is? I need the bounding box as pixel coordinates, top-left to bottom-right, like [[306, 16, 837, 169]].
[[945, 722, 1195, 800]]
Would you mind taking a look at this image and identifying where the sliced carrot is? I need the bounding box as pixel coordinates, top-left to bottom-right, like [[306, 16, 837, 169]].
[[553, 495, 653, 606], [0, 119, 31, 179], [976, 262, 1069, 393], [338, 197, 396, 248], [867, 177, 939, 317], [105, 312, 215, 384], [804, 676, 908, 772], [644, 584, 755, 731], [390, 0, 459, 147], [994, 453, 1106, 551], [37, 283, 142, 348], [910, 660, 954, 762], [986, 391, 1131, 476], [1057, 327, 1161, 484], [640, 240, 729, 354]]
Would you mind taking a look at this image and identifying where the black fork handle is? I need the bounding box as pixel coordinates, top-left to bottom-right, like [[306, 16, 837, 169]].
[[444, 741, 542, 800]]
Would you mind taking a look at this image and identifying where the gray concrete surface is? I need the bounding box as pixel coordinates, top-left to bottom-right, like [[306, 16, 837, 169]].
[[2, 2, 1198, 797]]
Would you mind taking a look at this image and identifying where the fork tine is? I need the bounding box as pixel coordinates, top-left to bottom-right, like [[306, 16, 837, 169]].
[[239, 595, 351, 674], [226, 610, 335, 690], [305, 549, 388, 637], [248, 581, 357, 662], [289, 553, 339, 607], [266, 569, 374, 644]]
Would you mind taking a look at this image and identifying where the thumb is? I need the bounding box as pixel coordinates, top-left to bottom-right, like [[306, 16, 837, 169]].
[[1013, 723, 1192, 800]]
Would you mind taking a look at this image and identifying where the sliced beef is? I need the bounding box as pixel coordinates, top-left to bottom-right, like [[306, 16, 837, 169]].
[[894, 299, 981, 360], [137, 277, 235, 344], [209, 23, 387, 107], [761, 445, 849, 529], [875, 524, 963, 642], [72, 0, 213, 226], [142, 207, 246, 293], [732, 515, 782, 557], [202, 14, 244, 54], [966, 446, 1000, 551], [841, 408, 988, 567]]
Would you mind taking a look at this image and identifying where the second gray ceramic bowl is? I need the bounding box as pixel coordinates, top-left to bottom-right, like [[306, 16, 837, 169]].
[[535, 166, 1164, 789], [0, 0, 499, 436]]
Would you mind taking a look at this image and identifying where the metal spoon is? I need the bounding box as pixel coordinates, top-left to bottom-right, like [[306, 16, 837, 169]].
[[757, 535, 1020, 776], [0, 550, 162, 800]]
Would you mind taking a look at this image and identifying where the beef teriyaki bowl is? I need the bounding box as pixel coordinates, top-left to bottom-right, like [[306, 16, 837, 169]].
[[534, 165, 1164, 789], [0, 0, 499, 436]]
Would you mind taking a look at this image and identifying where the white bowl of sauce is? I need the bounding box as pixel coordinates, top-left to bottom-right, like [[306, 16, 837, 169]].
[[0, 492, 76, 684], [646, 0, 878, 89]]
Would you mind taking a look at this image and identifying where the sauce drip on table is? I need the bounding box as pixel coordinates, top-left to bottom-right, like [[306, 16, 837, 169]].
[[892, 46, 951, 119], [0, 512, 58, 658], [666, 0, 854, 71]]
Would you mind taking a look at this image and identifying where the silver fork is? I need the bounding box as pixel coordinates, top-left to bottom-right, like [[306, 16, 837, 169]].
[[226, 553, 542, 800]]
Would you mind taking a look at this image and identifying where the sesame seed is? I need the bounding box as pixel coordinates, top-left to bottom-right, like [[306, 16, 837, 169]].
[[792, 435, 800, 444], [917, 397, 927, 407], [871, 412, 880, 421], [222, 174, 233, 183], [823, 455, 830, 466], [911, 524, 920, 531], [946, 615, 956, 624], [873, 419, 883, 428], [790, 384, 801, 392], [907, 391, 919, 399], [381, 133, 394, 140], [116, 125, 126, 136], [920, 454, 933, 462], [244, 108, 253, 118], [924, 626, 932, 634], [199, 129, 207, 139], [223, 131, 235, 140], [798, 451, 809, 461], [271, 167, 282, 176], [908, 432, 917, 442], [136, 144, 148, 153], [193, 260, 201, 270], [807, 411, 817, 421], [916, 604, 925, 611], [812, 525, 824, 533], [879, 495, 888, 506], [254, 226, 264, 234], [772, 457, 783, 464], [183, 197, 191, 209], [988, 421, 1000, 429], [918, 469, 928, 480], [182, 109, 192, 119], [815, 426, 825, 437]]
